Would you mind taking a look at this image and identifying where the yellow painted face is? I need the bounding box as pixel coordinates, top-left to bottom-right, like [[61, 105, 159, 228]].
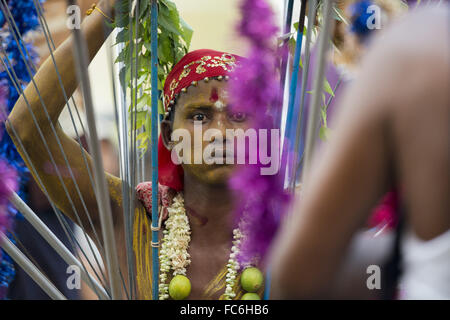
[[171, 80, 251, 186]]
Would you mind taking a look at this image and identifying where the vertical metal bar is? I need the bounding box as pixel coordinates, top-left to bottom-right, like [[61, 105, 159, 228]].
[[284, 0, 307, 187], [9, 192, 109, 299], [284, 0, 307, 137], [107, 27, 135, 298], [263, 267, 271, 300], [66, 0, 122, 299], [126, 0, 140, 299], [290, 0, 318, 189], [302, 0, 335, 183], [0, 233, 67, 300], [126, 4, 136, 299], [276, 0, 294, 128], [150, 0, 160, 300], [116, 34, 133, 298]]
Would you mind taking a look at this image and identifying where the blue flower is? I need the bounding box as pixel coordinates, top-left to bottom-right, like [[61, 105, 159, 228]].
[[0, 0, 44, 299], [349, 0, 376, 40], [0, 10, 5, 28]]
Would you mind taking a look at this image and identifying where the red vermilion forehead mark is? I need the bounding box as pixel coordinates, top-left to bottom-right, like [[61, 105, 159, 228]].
[[209, 87, 219, 103]]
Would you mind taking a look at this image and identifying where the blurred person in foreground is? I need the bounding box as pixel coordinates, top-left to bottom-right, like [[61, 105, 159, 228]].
[[270, 5, 449, 300]]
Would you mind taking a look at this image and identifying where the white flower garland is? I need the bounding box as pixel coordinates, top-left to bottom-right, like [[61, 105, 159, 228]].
[[223, 228, 242, 300], [159, 193, 191, 300], [158, 193, 249, 300]]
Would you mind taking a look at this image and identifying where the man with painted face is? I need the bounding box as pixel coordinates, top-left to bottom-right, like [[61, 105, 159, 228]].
[[6, 1, 262, 300], [135, 49, 260, 300]]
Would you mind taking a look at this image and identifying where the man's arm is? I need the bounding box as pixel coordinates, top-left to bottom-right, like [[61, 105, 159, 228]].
[[6, 0, 123, 239]]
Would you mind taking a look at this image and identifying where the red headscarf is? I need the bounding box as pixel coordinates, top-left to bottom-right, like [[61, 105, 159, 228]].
[[158, 49, 243, 191]]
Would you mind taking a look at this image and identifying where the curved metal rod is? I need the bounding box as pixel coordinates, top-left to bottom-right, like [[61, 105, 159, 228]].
[[0, 233, 67, 300], [9, 191, 109, 300]]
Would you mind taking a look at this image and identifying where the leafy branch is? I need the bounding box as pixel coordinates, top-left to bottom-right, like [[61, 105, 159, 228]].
[[114, 0, 193, 152]]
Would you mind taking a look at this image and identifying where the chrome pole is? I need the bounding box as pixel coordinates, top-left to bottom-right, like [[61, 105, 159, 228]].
[[302, 0, 335, 184], [66, 0, 123, 299]]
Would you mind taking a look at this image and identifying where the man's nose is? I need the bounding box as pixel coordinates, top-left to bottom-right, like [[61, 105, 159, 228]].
[[208, 113, 233, 146], [209, 113, 229, 135]]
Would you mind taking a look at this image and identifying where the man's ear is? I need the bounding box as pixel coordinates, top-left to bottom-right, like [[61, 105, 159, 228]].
[[161, 119, 173, 150]]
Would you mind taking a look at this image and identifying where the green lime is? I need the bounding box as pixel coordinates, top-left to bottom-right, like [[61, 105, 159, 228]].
[[240, 267, 264, 293], [241, 293, 261, 300], [169, 275, 191, 300]]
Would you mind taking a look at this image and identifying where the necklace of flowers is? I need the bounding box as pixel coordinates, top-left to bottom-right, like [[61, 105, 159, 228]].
[[158, 193, 261, 300]]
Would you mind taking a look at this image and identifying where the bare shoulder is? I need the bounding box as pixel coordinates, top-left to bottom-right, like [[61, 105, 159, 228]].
[[367, 6, 448, 62], [386, 6, 449, 80], [355, 6, 449, 115]]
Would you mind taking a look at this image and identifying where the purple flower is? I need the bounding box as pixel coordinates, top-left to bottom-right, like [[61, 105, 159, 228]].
[[229, 0, 292, 267], [0, 160, 17, 264], [0, 159, 17, 224]]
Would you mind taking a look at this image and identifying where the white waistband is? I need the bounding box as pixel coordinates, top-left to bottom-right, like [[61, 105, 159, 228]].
[[399, 228, 450, 300]]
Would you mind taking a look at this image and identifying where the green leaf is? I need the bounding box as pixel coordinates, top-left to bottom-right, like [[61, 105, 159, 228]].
[[158, 14, 183, 37], [293, 22, 307, 34], [115, 45, 130, 63], [115, 28, 129, 44], [319, 126, 330, 141], [320, 107, 327, 126], [144, 112, 152, 142], [158, 99, 164, 115], [180, 18, 193, 50], [161, 0, 177, 11], [139, 0, 150, 18], [288, 37, 296, 56], [324, 78, 335, 97]]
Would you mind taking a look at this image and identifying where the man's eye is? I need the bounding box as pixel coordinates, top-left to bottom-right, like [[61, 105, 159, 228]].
[[229, 112, 247, 122], [192, 113, 206, 121]]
